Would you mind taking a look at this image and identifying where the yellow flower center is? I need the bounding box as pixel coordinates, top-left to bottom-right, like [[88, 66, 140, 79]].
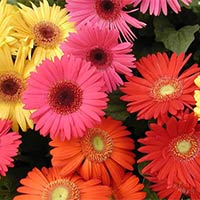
[[81, 128, 113, 162], [176, 140, 191, 154], [0, 72, 24, 102], [51, 186, 69, 200], [160, 84, 175, 96], [170, 135, 199, 160], [151, 78, 182, 101], [42, 179, 80, 200], [33, 21, 61, 49]]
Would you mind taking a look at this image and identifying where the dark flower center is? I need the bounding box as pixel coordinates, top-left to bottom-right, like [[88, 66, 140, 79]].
[[0, 73, 24, 102], [1, 78, 20, 96], [48, 81, 83, 115], [95, 0, 120, 21], [33, 21, 61, 48], [101, 0, 114, 12], [87, 48, 112, 70]]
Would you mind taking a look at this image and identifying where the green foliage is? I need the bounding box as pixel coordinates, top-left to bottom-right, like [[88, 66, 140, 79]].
[[105, 89, 130, 121], [154, 16, 199, 54]]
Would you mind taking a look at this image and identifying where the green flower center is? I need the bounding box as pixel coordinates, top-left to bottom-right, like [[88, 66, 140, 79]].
[[92, 136, 105, 151]]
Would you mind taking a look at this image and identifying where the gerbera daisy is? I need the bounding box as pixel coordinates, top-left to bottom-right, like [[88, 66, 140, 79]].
[[132, 0, 192, 16], [111, 173, 146, 200], [0, 0, 19, 53], [61, 25, 135, 92], [0, 45, 34, 132], [121, 52, 200, 122], [138, 112, 200, 188], [13, 0, 75, 65], [149, 176, 200, 200], [0, 119, 21, 176], [22, 55, 108, 141], [14, 167, 111, 200], [50, 116, 135, 185], [66, 0, 146, 42]]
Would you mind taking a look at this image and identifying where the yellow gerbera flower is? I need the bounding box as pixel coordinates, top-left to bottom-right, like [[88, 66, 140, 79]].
[[13, 0, 75, 65], [0, 45, 34, 132], [0, 0, 19, 54], [194, 76, 200, 119]]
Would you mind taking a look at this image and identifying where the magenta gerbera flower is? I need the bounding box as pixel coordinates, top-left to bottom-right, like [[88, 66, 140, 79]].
[[0, 119, 21, 176], [22, 55, 108, 141], [132, 0, 192, 16], [65, 0, 146, 41], [61, 25, 135, 92]]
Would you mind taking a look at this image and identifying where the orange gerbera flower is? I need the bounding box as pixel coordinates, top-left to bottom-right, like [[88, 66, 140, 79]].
[[111, 173, 146, 200], [14, 167, 111, 200], [50, 116, 135, 185]]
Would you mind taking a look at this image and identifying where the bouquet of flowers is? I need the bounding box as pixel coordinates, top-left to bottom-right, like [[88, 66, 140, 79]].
[[0, 0, 200, 199]]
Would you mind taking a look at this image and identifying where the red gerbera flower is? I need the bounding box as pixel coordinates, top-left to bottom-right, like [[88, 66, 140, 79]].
[[121, 52, 200, 122], [65, 0, 146, 41], [111, 173, 146, 200], [22, 55, 108, 141], [14, 167, 111, 200], [138, 113, 200, 188], [50, 116, 135, 185], [0, 119, 21, 176], [149, 176, 200, 200], [61, 25, 135, 92]]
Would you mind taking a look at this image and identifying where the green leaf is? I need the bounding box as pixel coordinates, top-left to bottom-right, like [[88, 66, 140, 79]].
[[7, 0, 17, 5], [187, 0, 200, 13], [105, 90, 130, 121], [143, 179, 160, 200], [154, 16, 200, 54]]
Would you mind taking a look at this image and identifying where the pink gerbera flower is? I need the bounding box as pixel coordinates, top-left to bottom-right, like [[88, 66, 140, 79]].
[[61, 25, 135, 92], [22, 55, 108, 141], [65, 0, 146, 41], [132, 0, 192, 16], [0, 119, 21, 176]]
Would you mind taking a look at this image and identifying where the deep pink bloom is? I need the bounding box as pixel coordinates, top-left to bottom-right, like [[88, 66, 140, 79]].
[[65, 0, 146, 41], [0, 120, 21, 176], [61, 25, 135, 92], [22, 55, 108, 141], [132, 0, 192, 16]]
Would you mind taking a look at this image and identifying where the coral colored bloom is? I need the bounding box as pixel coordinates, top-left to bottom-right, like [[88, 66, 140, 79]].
[[14, 167, 111, 200], [66, 0, 146, 41], [0, 119, 21, 176], [22, 55, 108, 141], [0, 45, 34, 131], [111, 173, 146, 200], [138, 113, 200, 188], [149, 177, 200, 200], [50, 117, 135, 185], [61, 25, 135, 92], [121, 52, 200, 122], [13, 0, 74, 65], [132, 0, 192, 16]]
